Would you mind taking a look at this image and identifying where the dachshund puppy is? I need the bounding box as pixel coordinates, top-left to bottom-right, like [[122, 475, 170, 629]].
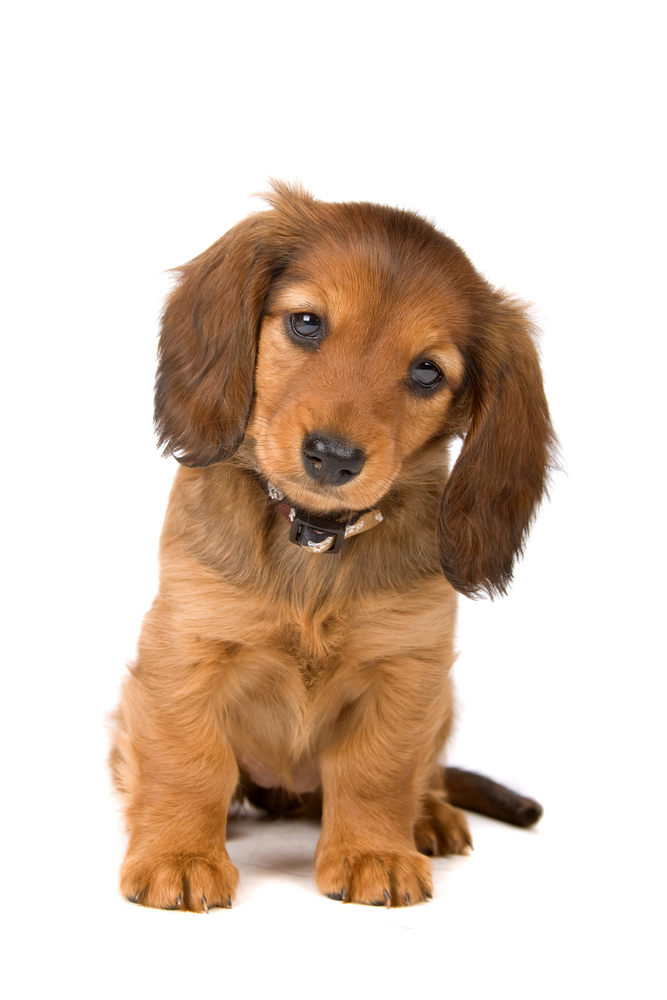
[[111, 183, 554, 911]]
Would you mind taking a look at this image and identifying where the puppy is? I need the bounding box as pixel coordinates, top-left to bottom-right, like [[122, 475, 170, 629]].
[[111, 182, 554, 911]]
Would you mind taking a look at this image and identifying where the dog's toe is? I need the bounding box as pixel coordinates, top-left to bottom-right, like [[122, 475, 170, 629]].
[[316, 847, 432, 907], [121, 850, 238, 912]]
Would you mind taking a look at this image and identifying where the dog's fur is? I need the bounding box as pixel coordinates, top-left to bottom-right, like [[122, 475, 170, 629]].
[[111, 183, 554, 910]]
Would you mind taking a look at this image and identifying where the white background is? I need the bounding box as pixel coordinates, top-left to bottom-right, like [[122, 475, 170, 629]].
[[2, 1, 665, 997]]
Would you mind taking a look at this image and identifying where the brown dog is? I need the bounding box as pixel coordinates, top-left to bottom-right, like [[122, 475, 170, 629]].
[[111, 182, 554, 911]]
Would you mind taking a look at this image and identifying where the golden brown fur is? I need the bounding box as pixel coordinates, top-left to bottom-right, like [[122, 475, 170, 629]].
[[111, 183, 554, 910]]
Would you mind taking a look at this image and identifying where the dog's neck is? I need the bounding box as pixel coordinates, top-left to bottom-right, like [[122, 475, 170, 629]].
[[257, 476, 383, 554]]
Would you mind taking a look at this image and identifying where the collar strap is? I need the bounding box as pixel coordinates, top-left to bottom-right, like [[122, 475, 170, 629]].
[[267, 487, 383, 554]]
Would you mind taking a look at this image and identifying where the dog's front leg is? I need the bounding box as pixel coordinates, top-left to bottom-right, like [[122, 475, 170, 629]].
[[112, 658, 240, 912], [315, 665, 444, 907]]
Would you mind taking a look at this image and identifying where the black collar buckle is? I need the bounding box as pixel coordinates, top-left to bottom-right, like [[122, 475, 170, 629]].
[[289, 510, 346, 553]]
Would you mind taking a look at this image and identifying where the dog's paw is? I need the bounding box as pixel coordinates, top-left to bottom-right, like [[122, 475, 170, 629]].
[[414, 797, 473, 856], [316, 846, 433, 906], [120, 850, 239, 912]]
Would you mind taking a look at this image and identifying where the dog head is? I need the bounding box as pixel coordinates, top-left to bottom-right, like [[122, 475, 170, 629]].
[[155, 182, 555, 597]]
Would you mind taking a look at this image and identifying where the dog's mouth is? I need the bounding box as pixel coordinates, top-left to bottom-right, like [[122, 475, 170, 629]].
[[256, 472, 372, 523]]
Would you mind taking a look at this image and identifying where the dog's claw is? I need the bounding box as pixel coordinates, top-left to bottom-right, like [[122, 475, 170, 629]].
[[163, 894, 183, 910], [369, 888, 392, 907], [202, 895, 208, 913], [405, 892, 410, 905], [227, 895, 232, 909]]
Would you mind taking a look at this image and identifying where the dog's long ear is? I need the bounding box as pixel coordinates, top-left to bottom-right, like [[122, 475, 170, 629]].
[[154, 213, 280, 467], [439, 294, 555, 598]]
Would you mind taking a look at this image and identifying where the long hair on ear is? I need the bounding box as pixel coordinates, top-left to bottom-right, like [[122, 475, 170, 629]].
[[154, 199, 300, 468], [439, 293, 556, 598]]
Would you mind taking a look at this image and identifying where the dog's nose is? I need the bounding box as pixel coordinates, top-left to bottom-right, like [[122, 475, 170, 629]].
[[302, 433, 365, 486]]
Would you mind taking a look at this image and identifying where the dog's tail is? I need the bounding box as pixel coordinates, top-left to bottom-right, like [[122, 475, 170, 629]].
[[444, 767, 543, 828], [240, 767, 543, 828]]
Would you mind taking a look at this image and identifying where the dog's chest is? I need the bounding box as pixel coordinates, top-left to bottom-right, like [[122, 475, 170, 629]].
[[276, 613, 348, 688]]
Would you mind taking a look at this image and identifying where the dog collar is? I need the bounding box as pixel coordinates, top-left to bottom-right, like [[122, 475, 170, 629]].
[[266, 481, 383, 554]]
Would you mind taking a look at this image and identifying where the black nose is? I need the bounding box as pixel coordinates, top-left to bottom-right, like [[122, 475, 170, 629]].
[[302, 433, 366, 486]]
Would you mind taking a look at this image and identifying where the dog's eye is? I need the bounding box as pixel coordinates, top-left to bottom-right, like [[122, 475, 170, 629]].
[[290, 313, 323, 339], [411, 360, 444, 389]]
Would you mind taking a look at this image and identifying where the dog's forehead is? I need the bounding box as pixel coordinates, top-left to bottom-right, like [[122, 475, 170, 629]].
[[266, 228, 471, 340]]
